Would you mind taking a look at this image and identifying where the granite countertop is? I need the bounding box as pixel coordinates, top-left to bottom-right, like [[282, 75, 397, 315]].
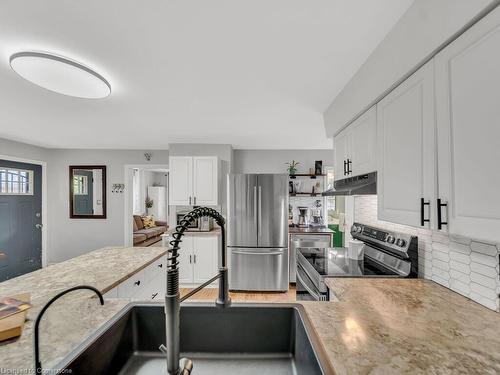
[[0, 246, 167, 372], [3, 246, 500, 374], [304, 278, 500, 374], [289, 226, 334, 234]]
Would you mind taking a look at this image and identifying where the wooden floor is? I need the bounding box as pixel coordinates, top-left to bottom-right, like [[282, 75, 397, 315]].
[[180, 285, 297, 302]]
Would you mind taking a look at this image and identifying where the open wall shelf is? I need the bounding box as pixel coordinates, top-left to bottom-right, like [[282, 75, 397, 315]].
[[289, 193, 323, 197], [289, 174, 326, 179]]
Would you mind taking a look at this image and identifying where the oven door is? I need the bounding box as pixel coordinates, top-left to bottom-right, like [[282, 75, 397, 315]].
[[296, 263, 328, 301]]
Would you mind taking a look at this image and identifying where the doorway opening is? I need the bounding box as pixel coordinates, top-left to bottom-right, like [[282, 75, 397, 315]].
[[124, 165, 169, 247], [0, 158, 45, 281]]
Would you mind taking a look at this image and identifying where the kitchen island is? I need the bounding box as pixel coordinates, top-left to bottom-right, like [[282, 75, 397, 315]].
[[2, 246, 500, 374], [0, 246, 167, 372]]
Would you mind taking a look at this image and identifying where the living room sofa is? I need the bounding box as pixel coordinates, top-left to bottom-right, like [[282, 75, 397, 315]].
[[133, 215, 168, 246]]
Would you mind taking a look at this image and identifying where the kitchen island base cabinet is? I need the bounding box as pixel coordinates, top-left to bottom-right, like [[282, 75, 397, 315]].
[[104, 235, 219, 299], [104, 254, 167, 301]]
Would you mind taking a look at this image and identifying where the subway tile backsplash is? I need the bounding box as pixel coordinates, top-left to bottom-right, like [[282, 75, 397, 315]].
[[354, 195, 500, 312]]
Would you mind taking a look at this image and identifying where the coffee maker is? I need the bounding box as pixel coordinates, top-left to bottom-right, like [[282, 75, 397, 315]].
[[311, 200, 324, 227], [297, 206, 309, 228]]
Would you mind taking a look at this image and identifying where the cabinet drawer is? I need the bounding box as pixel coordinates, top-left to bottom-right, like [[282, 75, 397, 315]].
[[291, 234, 331, 244], [118, 268, 146, 298]]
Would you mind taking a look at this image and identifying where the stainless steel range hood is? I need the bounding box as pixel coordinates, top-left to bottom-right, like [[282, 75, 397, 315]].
[[322, 172, 377, 196]]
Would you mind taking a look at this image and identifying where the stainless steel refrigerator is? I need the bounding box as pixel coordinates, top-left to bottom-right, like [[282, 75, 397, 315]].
[[227, 173, 289, 291]]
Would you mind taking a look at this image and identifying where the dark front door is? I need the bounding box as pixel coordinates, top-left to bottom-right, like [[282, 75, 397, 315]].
[[0, 160, 42, 281], [73, 169, 94, 215]]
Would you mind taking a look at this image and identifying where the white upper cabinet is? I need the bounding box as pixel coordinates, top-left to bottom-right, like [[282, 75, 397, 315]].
[[377, 61, 436, 228], [435, 7, 500, 242], [349, 106, 377, 176], [169, 156, 219, 206], [193, 157, 219, 206], [169, 156, 193, 205], [334, 105, 377, 181], [333, 128, 349, 181]]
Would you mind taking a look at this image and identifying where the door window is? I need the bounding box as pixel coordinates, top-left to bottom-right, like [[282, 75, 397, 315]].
[[73, 175, 88, 195], [0, 167, 34, 195]]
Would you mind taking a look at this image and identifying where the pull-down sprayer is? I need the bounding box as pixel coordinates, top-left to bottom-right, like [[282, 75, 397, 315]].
[[162, 207, 231, 374]]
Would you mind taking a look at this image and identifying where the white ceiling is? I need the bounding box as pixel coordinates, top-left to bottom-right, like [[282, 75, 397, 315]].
[[0, 0, 413, 150]]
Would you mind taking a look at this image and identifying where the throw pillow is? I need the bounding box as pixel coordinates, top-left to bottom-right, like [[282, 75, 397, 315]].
[[142, 215, 156, 228]]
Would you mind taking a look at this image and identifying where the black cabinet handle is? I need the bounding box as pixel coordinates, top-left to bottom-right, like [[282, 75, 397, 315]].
[[420, 198, 430, 227], [437, 199, 448, 230], [343, 160, 347, 176], [189, 255, 192, 263], [134, 280, 141, 286], [158, 263, 163, 268], [346, 159, 352, 175], [151, 292, 158, 299]]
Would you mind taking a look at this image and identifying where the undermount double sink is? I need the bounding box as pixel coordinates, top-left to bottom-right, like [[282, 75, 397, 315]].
[[57, 303, 332, 375]]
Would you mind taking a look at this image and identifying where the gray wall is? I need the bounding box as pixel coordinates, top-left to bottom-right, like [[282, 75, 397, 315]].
[[324, 0, 497, 136], [233, 149, 333, 174], [0, 137, 49, 161], [46, 149, 169, 263], [1, 138, 170, 264]]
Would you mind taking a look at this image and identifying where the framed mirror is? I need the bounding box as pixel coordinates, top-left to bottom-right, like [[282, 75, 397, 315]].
[[69, 165, 106, 219]]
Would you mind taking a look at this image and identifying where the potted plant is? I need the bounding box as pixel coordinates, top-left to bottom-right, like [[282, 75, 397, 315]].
[[145, 196, 153, 214], [285, 160, 300, 175]]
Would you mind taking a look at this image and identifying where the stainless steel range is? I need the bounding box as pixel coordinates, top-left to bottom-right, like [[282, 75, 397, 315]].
[[296, 222, 418, 301]]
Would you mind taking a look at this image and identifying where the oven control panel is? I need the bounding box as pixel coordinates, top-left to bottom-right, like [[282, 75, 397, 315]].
[[350, 223, 416, 253]]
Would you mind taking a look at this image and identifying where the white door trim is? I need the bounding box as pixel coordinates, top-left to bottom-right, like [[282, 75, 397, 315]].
[[123, 164, 169, 247], [0, 154, 48, 267]]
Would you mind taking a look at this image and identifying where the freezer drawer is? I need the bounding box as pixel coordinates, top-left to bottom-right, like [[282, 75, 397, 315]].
[[229, 247, 289, 291]]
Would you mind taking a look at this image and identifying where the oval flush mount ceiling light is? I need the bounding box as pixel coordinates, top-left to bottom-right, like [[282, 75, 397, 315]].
[[9, 51, 111, 99]]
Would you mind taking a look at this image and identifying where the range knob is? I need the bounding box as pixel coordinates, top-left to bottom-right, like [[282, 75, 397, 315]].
[[396, 238, 407, 247], [386, 235, 395, 244], [352, 225, 362, 233]]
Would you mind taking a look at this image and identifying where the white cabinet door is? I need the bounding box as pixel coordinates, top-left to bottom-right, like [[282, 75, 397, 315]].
[[193, 236, 219, 284], [178, 236, 194, 284], [193, 157, 218, 206], [349, 105, 377, 176], [169, 157, 193, 205], [333, 129, 349, 181], [377, 60, 436, 228], [435, 7, 500, 242]]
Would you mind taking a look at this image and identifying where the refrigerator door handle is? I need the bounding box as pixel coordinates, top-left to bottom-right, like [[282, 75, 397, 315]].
[[253, 186, 258, 231], [232, 250, 283, 256], [258, 185, 262, 238]]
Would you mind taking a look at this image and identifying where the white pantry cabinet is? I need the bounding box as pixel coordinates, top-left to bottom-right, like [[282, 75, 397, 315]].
[[376, 61, 436, 228], [178, 235, 219, 286], [434, 6, 500, 242], [334, 106, 377, 180], [169, 156, 219, 206]]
